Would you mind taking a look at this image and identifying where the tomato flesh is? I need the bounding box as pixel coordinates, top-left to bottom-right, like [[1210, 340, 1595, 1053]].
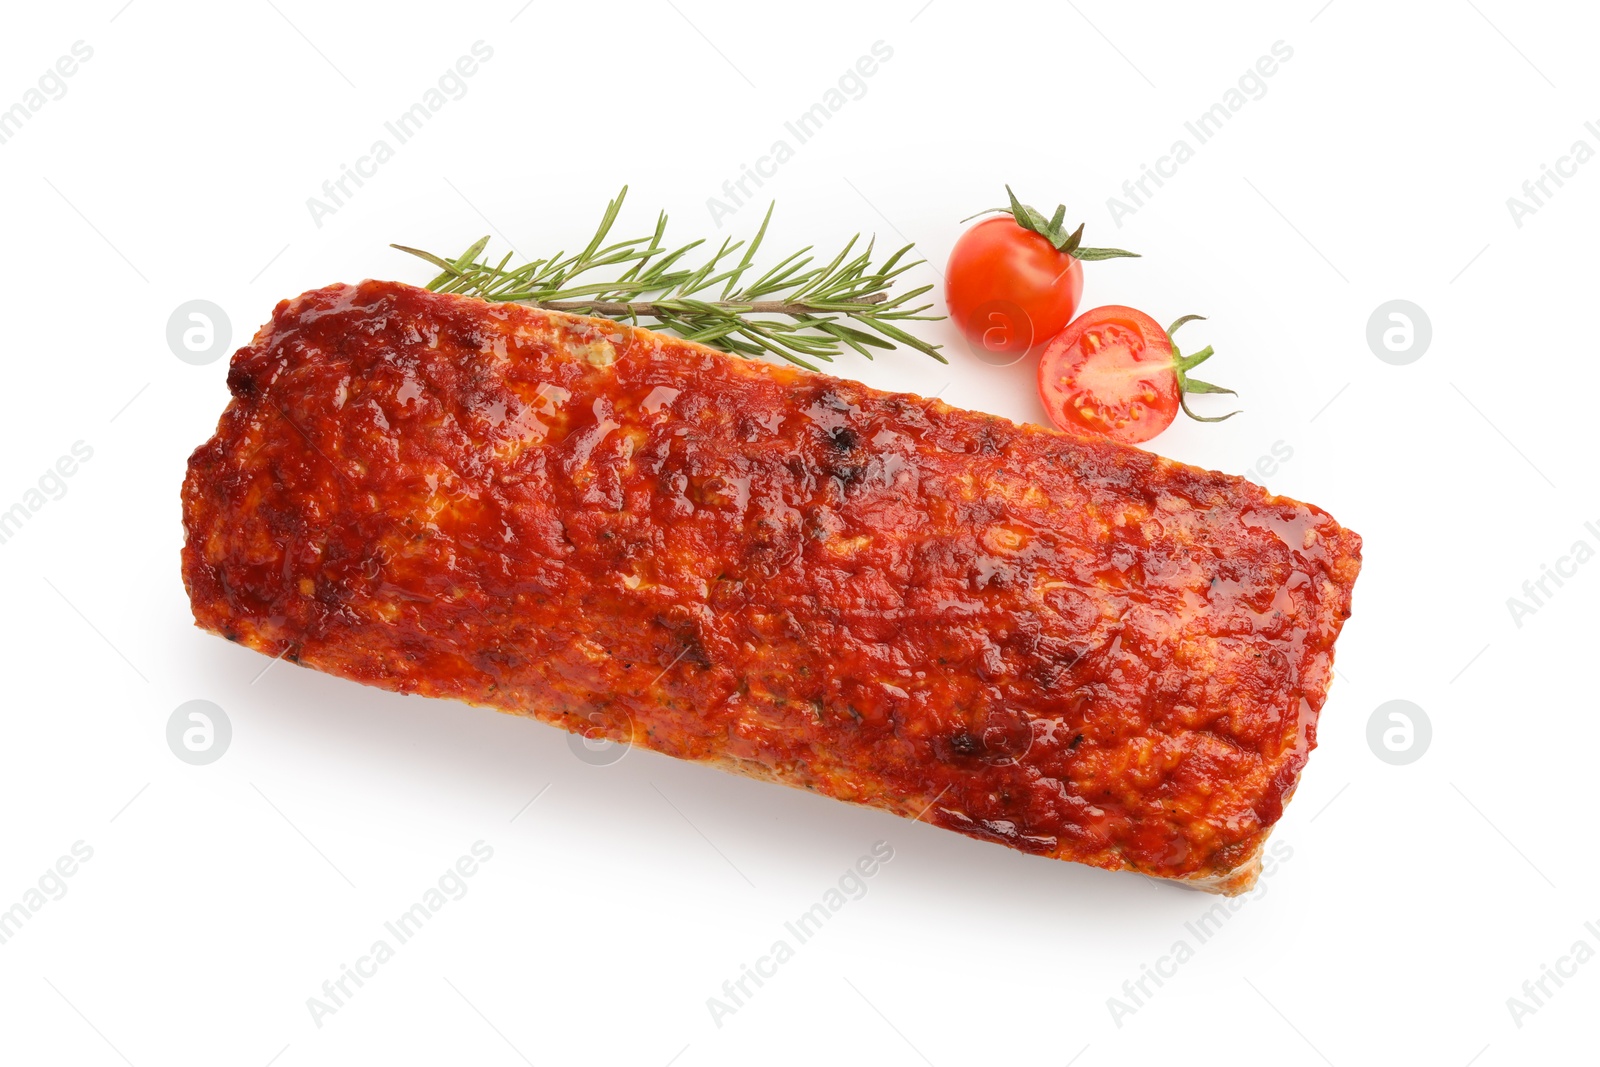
[[946, 217, 1083, 359], [1037, 306, 1178, 444]]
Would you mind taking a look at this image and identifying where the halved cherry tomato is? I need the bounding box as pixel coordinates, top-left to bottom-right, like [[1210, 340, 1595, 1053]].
[[1037, 306, 1238, 444], [946, 187, 1136, 361]]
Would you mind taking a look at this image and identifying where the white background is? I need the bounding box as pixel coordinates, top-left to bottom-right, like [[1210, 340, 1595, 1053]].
[[1, 2, 1596, 1064]]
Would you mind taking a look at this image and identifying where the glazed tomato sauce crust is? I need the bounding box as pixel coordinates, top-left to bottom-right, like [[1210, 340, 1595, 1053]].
[[182, 281, 1362, 886]]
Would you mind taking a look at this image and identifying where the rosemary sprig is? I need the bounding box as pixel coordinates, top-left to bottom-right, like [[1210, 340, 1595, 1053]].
[[394, 186, 946, 370]]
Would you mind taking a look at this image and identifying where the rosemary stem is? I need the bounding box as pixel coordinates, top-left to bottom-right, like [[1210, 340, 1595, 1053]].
[[531, 293, 890, 317]]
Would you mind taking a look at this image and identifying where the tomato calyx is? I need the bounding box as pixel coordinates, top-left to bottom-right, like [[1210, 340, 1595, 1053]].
[[962, 185, 1140, 261], [1167, 314, 1240, 424]]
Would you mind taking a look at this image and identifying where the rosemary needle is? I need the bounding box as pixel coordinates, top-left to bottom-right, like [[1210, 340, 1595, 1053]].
[[394, 186, 946, 371]]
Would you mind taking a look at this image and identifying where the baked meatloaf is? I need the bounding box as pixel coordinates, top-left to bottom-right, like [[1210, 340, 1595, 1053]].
[[182, 280, 1361, 894]]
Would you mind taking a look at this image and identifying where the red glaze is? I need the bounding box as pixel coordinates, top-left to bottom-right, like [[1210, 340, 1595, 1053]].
[[182, 281, 1362, 892]]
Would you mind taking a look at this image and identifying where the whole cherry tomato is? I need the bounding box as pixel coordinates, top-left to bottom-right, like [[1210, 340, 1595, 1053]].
[[946, 187, 1136, 362]]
